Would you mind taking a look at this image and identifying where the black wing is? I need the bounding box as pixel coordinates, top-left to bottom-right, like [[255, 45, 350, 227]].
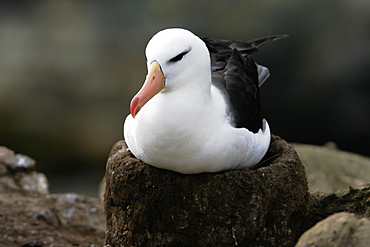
[[201, 35, 287, 133]]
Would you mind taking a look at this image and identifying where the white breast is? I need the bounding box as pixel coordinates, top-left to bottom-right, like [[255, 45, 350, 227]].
[[124, 85, 270, 174]]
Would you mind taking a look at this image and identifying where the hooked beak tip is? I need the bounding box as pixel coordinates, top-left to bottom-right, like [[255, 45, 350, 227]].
[[129, 61, 165, 118], [130, 97, 140, 118]]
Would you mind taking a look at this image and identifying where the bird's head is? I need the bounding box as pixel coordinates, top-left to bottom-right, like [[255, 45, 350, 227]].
[[130, 28, 211, 118]]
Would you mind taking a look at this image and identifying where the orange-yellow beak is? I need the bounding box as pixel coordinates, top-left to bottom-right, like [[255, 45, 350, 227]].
[[130, 61, 165, 118]]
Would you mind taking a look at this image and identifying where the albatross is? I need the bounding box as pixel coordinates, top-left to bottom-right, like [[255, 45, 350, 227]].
[[124, 28, 285, 174]]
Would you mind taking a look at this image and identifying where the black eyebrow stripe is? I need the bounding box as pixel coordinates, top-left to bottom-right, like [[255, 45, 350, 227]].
[[169, 49, 191, 62]]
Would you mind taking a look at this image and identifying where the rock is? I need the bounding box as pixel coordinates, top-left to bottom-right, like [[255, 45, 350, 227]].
[[0, 192, 105, 247], [306, 184, 370, 229], [51, 193, 106, 235], [17, 171, 49, 194], [293, 143, 370, 193], [0, 146, 36, 171], [296, 212, 370, 247], [0, 146, 15, 163], [104, 135, 311, 246], [0, 146, 106, 246], [0, 146, 48, 194]]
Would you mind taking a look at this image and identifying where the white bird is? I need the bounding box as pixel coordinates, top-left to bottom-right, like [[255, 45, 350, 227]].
[[124, 28, 285, 174]]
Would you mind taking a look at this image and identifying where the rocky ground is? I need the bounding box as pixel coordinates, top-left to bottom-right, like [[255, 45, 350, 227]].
[[293, 142, 370, 193], [1, 137, 370, 246], [0, 147, 105, 247]]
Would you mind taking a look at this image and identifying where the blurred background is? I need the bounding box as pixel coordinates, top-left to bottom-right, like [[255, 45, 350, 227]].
[[0, 0, 369, 197]]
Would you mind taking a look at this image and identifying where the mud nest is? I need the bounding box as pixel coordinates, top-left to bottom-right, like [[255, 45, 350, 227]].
[[104, 135, 310, 246]]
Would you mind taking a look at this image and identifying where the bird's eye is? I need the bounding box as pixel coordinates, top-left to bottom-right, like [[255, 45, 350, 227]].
[[169, 51, 189, 63]]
